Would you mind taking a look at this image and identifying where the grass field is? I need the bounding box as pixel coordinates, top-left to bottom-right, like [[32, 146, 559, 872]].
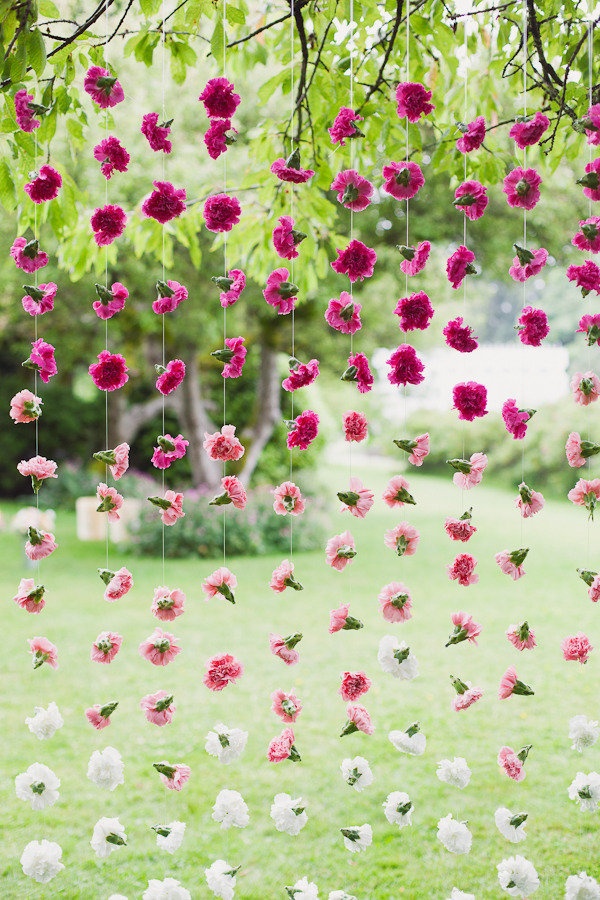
[[1, 460, 599, 899]]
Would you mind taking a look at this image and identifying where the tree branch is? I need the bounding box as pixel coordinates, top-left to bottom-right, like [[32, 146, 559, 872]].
[[357, 0, 403, 113]]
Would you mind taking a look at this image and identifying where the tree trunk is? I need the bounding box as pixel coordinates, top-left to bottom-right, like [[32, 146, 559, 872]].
[[177, 355, 222, 490], [239, 340, 281, 484]]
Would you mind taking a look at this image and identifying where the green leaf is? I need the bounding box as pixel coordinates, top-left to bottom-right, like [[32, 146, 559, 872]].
[[0, 158, 16, 211], [211, 18, 225, 69], [10, 38, 27, 82], [226, 6, 245, 25], [27, 27, 47, 76], [65, 54, 75, 86], [140, 0, 162, 15], [39, 0, 60, 15]]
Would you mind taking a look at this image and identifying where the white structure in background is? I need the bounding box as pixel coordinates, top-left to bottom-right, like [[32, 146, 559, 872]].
[[373, 343, 570, 415]]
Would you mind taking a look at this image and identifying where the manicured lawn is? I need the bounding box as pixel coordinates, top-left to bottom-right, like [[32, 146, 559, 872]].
[[1, 463, 598, 898]]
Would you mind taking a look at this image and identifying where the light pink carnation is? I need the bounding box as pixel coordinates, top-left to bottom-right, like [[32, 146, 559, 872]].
[[28, 636, 58, 669], [270, 559, 303, 593], [516, 482, 545, 517], [13, 578, 45, 614], [267, 727, 300, 762], [339, 671, 371, 702], [393, 433, 430, 466], [10, 389, 42, 423], [151, 433, 189, 470], [141, 690, 176, 726], [384, 522, 419, 557], [90, 631, 123, 664], [269, 633, 302, 665], [571, 371, 600, 405], [567, 478, 600, 518], [325, 530, 357, 570], [452, 684, 483, 711], [338, 476, 374, 518], [209, 475, 247, 509], [271, 689, 302, 723], [495, 548, 528, 580], [138, 628, 182, 666], [203, 425, 244, 461], [562, 633, 593, 664], [498, 746, 528, 781], [506, 622, 537, 651], [498, 665, 534, 699], [25, 528, 57, 561], [446, 611, 481, 645], [273, 481, 306, 516], [17, 456, 57, 492], [154, 762, 191, 791], [96, 483, 123, 522], [148, 490, 185, 526], [85, 702, 117, 730], [342, 703, 374, 736], [382, 475, 415, 509], [151, 586, 186, 621], [378, 582, 413, 623], [103, 567, 133, 602], [203, 653, 243, 691], [202, 567, 238, 604], [566, 432, 600, 469], [329, 603, 363, 633]]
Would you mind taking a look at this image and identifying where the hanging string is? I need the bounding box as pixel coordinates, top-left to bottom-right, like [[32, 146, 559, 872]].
[[104, 0, 110, 571], [349, 0, 355, 481], [289, 0, 295, 559], [222, 0, 228, 566], [402, 0, 411, 442], [461, 15, 468, 468], [586, 19, 594, 565]]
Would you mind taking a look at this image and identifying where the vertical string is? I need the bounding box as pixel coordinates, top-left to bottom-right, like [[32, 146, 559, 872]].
[[104, 0, 110, 570], [586, 20, 594, 564], [520, 0, 527, 545], [402, 0, 410, 449], [349, 0, 355, 482], [222, 0, 228, 566], [461, 15, 468, 492], [289, 0, 295, 560]]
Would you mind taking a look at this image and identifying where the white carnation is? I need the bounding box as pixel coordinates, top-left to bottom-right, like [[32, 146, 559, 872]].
[[87, 746, 124, 791], [205, 723, 248, 764], [212, 789, 249, 829], [565, 871, 600, 899], [15, 762, 60, 810], [25, 702, 64, 740], [20, 839, 64, 884], [569, 715, 600, 753], [142, 878, 191, 899], [383, 791, 413, 827], [436, 814, 472, 854], [90, 816, 127, 858], [287, 876, 319, 898], [205, 859, 239, 899], [448, 890, 475, 900], [270, 792, 308, 835], [436, 757, 471, 790], [388, 725, 426, 756], [341, 823, 372, 853], [340, 756, 373, 792], [155, 820, 186, 853], [328, 893, 357, 900], [497, 855, 540, 896], [377, 634, 419, 680], [568, 771, 600, 811], [494, 807, 528, 843]]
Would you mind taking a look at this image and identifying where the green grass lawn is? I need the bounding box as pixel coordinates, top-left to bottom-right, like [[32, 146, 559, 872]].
[[1, 462, 599, 899]]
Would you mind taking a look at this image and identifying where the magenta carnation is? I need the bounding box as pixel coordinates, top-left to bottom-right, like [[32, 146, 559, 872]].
[[331, 169, 373, 211], [91, 204, 127, 246], [10, 237, 48, 273], [215, 268, 246, 307], [152, 280, 188, 315], [282, 358, 319, 392], [151, 434, 189, 469], [395, 81, 434, 122], [93, 136, 130, 179], [452, 382, 488, 421], [577, 158, 600, 202], [502, 398, 533, 440], [325, 292, 362, 333], [141, 112, 172, 153], [92, 282, 128, 320], [509, 246, 548, 282], [509, 111, 550, 148], [287, 410, 319, 450], [382, 161, 424, 201], [142, 181, 186, 223], [394, 291, 434, 332], [156, 359, 185, 395], [24, 165, 62, 203], [272, 216, 306, 260], [22, 283, 56, 316], [204, 118, 236, 160], [263, 267, 297, 315], [517, 306, 549, 346], [567, 260, 600, 297], [572, 217, 600, 253], [399, 240, 431, 276], [331, 239, 376, 282], [456, 116, 486, 153], [584, 104, 600, 145], [329, 107, 363, 145], [28, 338, 57, 383], [345, 352, 373, 393], [443, 316, 478, 352], [14, 89, 40, 132], [89, 350, 129, 392], [503, 167, 542, 210], [270, 151, 315, 184], [203, 193, 241, 232], [453, 180, 488, 220], [84, 66, 124, 108], [198, 77, 240, 119], [446, 245, 476, 289], [386, 344, 425, 386], [220, 336, 247, 379]]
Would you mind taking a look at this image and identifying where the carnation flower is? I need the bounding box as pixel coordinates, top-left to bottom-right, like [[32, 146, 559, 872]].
[[213, 268, 246, 307], [339, 671, 371, 702], [509, 111, 550, 147], [84, 65, 124, 107], [338, 476, 374, 517], [516, 305, 549, 346], [17, 455, 57, 493], [325, 292, 362, 333], [273, 481, 306, 516], [15, 762, 60, 810], [509, 246, 548, 283], [204, 859, 239, 900], [341, 352, 373, 393], [13, 578, 45, 613], [328, 604, 363, 633], [152, 279, 188, 315], [153, 820, 186, 854], [263, 267, 298, 314], [14, 89, 41, 132], [267, 727, 300, 762], [151, 433, 189, 469], [24, 165, 62, 203], [506, 621, 537, 651], [205, 723, 248, 764], [93, 135, 130, 178], [448, 890, 475, 900], [502, 399, 534, 439], [498, 745, 531, 782], [153, 761, 191, 791], [497, 855, 540, 896], [90, 816, 127, 858], [569, 715, 600, 752], [202, 567, 238, 604], [141, 112, 172, 152], [25, 702, 63, 739], [447, 555, 479, 587], [453, 179, 488, 220], [272, 215, 307, 259], [22, 282, 56, 315], [565, 872, 600, 899], [282, 409, 318, 450], [208, 475, 247, 509], [566, 432, 600, 468], [496, 547, 528, 579], [10, 388, 42, 423], [341, 703, 374, 736], [436, 814, 472, 854], [96, 482, 123, 522], [142, 181, 186, 223], [271, 688, 302, 723], [572, 217, 600, 253], [270, 631, 303, 663], [578, 158, 600, 202], [436, 757, 471, 789], [28, 635, 58, 668], [143, 878, 191, 900], [91, 630, 123, 664], [156, 358, 185, 394], [394, 432, 430, 466], [331, 239, 377, 282], [388, 721, 426, 755], [453, 381, 487, 420], [394, 291, 434, 331], [383, 791, 413, 827], [567, 260, 600, 297], [384, 521, 419, 557], [139, 627, 182, 666], [457, 115, 486, 152], [382, 475, 415, 509], [11, 237, 48, 273], [91, 204, 127, 246], [341, 755, 373, 791], [562, 633, 593, 664], [204, 193, 242, 232], [342, 410, 367, 443], [378, 581, 413, 622], [199, 76, 240, 118], [450, 676, 483, 711], [140, 690, 176, 726], [568, 771, 600, 811], [204, 653, 243, 691], [212, 788, 249, 829], [331, 168, 374, 211], [329, 106, 363, 144], [25, 527, 57, 561], [25, 338, 56, 383], [283, 357, 319, 392], [446, 245, 476, 289], [498, 666, 534, 699], [443, 316, 478, 352], [86, 701, 118, 729], [92, 281, 128, 319], [571, 371, 600, 405], [399, 240, 431, 275], [148, 489, 185, 525], [378, 635, 419, 680], [212, 336, 246, 379], [87, 746, 125, 791], [382, 161, 425, 200], [20, 839, 64, 883], [587, 572, 600, 602], [286, 876, 319, 899], [444, 511, 477, 542], [568, 478, 600, 519], [584, 104, 600, 144], [270, 792, 308, 835], [578, 313, 600, 347], [396, 81, 435, 121], [89, 350, 129, 391], [270, 149, 315, 183], [446, 610, 481, 645], [503, 167, 542, 210], [494, 807, 528, 843], [325, 530, 357, 570], [386, 344, 425, 386], [101, 565, 133, 601], [340, 824, 373, 853], [204, 117, 236, 159]]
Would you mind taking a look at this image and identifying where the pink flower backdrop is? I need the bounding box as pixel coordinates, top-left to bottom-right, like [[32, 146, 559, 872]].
[[4, 1, 600, 897]]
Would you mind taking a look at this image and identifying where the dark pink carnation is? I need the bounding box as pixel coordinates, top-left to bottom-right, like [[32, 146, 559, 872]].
[[198, 77, 240, 119], [14, 89, 40, 132], [339, 671, 371, 702], [343, 411, 368, 442], [394, 291, 434, 332], [456, 116, 486, 153], [509, 246, 548, 282], [331, 169, 373, 211], [509, 112, 550, 148], [156, 359, 185, 395], [282, 358, 319, 392], [400, 240, 430, 276], [584, 104, 600, 145], [443, 316, 478, 352], [263, 267, 297, 314], [93, 282, 128, 320], [567, 260, 600, 297], [204, 118, 236, 160], [203, 193, 241, 232], [89, 350, 129, 392], [203, 653, 243, 691], [346, 352, 373, 393], [386, 344, 425, 386], [141, 112, 172, 153], [93, 136, 130, 179], [287, 410, 319, 450], [444, 516, 477, 542], [10, 237, 48, 273], [453, 180, 488, 220], [382, 161, 424, 200], [142, 181, 186, 223], [502, 398, 532, 439], [151, 433, 189, 469], [270, 153, 314, 184], [325, 292, 362, 333], [331, 239, 376, 282], [395, 81, 434, 122], [272, 216, 306, 260], [22, 283, 56, 316], [28, 339, 57, 383], [577, 313, 600, 346], [24, 165, 62, 203], [221, 336, 247, 379], [578, 159, 600, 201], [517, 306, 549, 346], [453, 382, 488, 421], [152, 280, 188, 315], [572, 217, 600, 253], [446, 245, 476, 289], [91, 204, 127, 246], [329, 106, 363, 145], [84, 66, 124, 108], [216, 268, 246, 307], [503, 167, 542, 210]]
